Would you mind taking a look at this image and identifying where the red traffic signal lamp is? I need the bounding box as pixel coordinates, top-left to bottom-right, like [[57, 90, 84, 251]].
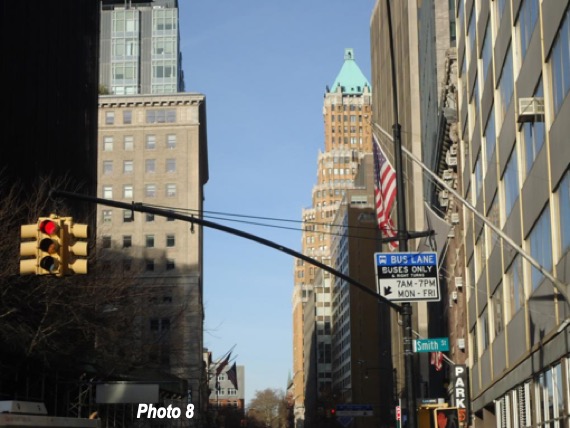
[[433, 407, 459, 428]]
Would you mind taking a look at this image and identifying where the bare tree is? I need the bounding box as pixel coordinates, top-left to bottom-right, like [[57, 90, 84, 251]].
[[0, 174, 189, 401], [248, 388, 289, 428]]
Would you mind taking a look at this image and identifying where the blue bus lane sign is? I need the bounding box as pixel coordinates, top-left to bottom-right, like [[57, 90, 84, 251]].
[[374, 252, 440, 302]]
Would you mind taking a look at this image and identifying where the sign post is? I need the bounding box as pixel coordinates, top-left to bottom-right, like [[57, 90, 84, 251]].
[[374, 252, 440, 302]]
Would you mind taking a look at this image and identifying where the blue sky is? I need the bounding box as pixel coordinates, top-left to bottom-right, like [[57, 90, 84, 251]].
[[178, 1, 376, 404]]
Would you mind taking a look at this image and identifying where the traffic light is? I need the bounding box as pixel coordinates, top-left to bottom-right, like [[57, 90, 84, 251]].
[[61, 217, 89, 274], [19, 215, 89, 276], [37, 216, 65, 275], [433, 407, 459, 428]]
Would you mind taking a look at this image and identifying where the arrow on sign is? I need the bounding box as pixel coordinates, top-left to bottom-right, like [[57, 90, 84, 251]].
[[384, 286, 392, 296]]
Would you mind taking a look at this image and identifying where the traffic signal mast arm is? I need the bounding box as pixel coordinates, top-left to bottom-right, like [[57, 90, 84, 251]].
[[51, 190, 403, 312]]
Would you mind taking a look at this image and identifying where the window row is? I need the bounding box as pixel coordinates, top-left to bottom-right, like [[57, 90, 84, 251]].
[[99, 257, 176, 273], [102, 183, 177, 199], [102, 134, 177, 151], [101, 209, 177, 223], [102, 158, 177, 174], [104, 109, 177, 126], [101, 234, 176, 249]]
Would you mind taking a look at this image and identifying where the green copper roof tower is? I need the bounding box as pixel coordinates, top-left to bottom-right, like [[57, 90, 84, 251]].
[[329, 48, 371, 95]]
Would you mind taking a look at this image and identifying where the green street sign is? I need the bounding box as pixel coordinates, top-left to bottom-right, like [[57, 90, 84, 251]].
[[414, 337, 449, 352]]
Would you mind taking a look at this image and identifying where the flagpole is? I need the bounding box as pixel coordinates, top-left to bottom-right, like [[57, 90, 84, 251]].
[[384, 1, 418, 428]]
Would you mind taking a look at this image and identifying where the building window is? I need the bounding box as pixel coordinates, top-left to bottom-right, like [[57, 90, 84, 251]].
[[166, 184, 176, 197], [102, 236, 112, 249], [146, 259, 155, 271], [166, 259, 175, 270], [123, 110, 132, 124], [503, 144, 520, 220], [124, 136, 134, 151], [506, 255, 524, 319], [123, 210, 133, 222], [481, 21, 492, 82], [123, 258, 132, 272], [103, 137, 114, 152], [166, 234, 175, 247], [123, 235, 132, 248], [146, 109, 176, 123], [166, 158, 176, 173], [146, 235, 155, 248], [102, 210, 112, 223], [492, 282, 504, 336], [559, 171, 570, 255], [474, 150, 483, 202], [145, 184, 156, 198], [551, 9, 570, 114], [484, 105, 496, 174], [167, 134, 176, 149], [123, 160, 133, 174], [123, 185, 133, 199], [146, 159, 156, 173], [518, 0, 539, 61], [480, 307, 489, 349], [498, 44, 514, 120], [103, 186, 113, 199], [468, 7, 476, 57], [146, 135, 156, 150], [146, 213, 155, 222], [105, 111, 115, 125], [529, 205, 552, 290], [523, 80, 545, 173], [103, 160, 113, 175]]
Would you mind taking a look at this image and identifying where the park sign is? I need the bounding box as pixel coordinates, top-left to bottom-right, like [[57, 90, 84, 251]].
[[374, 252, 440, 302]]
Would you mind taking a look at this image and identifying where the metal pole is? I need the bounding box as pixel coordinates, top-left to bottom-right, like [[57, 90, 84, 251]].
[[384, 1, 417, 428]]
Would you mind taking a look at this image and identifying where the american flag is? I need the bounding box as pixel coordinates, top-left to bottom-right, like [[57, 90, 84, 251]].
[[373, 134, 398, 250], [215, 352, 231, 376], [430, 351, 443, 371], [226, 362, 238, 389]]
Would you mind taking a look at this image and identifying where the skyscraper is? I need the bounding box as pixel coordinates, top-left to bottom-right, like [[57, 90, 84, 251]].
[[97, 1, 208, 426], [99, 0, 185, 95], [292, 48, 373, 427]]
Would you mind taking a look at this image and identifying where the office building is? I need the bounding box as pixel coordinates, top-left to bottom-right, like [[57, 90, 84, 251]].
[[330, 155, 393, 427], [99, 0, 185, 95], [292, 48, 374, 426], [97, 93, 208, 426], [454, 0, 570, 425]]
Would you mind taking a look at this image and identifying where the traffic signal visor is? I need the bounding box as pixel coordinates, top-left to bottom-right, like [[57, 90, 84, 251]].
[[20, 224, 39, 275], [62, 218, 89, 274]]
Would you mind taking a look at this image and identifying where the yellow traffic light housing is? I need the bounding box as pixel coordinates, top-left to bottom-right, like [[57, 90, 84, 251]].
[[61, 217, 89, 274], [19, 214, 89, 276], [37, 216, 64, 276]]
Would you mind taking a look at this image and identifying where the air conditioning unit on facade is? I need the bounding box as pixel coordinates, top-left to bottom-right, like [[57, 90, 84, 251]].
[[439, 190, 449, 207], [449, 144, 458, 156], [443, 169, 455, 181], [455, 277, 463, 289], [451, 212, 460, 224], [518, 97, 545, 123], [451, 291, 458, 301], [457, 338, 466, 350], [446, 150, 458, 167]]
